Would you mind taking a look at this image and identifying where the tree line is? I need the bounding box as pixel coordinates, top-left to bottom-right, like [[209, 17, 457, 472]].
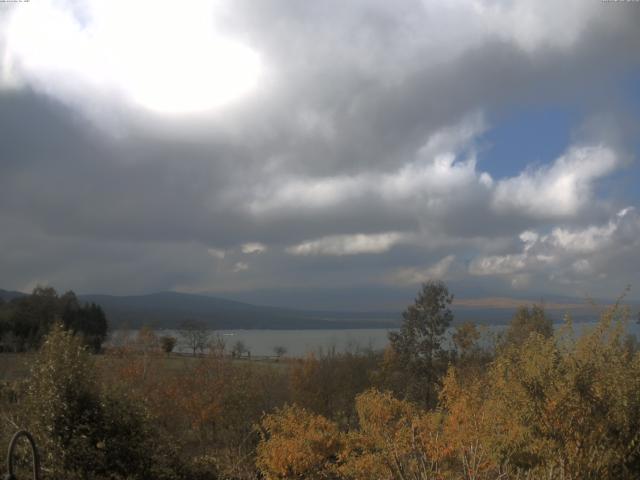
[[0, 286, 108, 353]]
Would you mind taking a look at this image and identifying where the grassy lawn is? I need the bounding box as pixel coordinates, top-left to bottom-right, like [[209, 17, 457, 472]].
[[0, 351, 291, 384], [0, 353, 34, 382]]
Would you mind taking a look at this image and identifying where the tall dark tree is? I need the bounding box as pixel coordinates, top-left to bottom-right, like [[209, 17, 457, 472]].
[[502, 304, 552, 348], [9, 286, 59, 350], [388, 280, 454, 406], [60, 291, 108, 352]]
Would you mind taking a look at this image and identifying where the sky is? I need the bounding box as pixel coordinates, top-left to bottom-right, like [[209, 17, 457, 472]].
[[0, 0, 639, 310]]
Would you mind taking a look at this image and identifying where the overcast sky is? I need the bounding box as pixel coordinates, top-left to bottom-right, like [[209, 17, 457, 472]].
[[1, 0, 639, 309]]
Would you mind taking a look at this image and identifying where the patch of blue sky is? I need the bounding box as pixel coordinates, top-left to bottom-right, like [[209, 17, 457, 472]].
[[622, 68, 640, 116], [479, 104, 580, 179], [480, 71, 640, 206], [598, 68, 640, 205]]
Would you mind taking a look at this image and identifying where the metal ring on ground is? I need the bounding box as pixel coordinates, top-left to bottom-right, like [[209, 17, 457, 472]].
[[4, 430, 40, 480]]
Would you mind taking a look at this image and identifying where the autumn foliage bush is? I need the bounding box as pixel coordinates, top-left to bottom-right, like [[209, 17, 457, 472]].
[[257, 405, 342, 479], [257, 305, 640, 480]]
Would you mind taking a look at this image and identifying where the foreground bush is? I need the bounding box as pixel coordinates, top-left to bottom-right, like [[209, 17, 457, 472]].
[[20, 324, 211, 480], [257, 405, 342, 480], [257, 306, 640, 480]]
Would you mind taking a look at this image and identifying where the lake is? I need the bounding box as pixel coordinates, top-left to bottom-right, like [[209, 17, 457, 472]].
[[110, 320, 640, 357], [110, 328, 395, 357]]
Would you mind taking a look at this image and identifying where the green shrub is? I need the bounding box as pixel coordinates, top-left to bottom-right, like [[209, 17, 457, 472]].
[[20, 324, 206, 479]]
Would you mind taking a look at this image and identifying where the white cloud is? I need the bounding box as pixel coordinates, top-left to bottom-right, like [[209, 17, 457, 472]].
[[250, 114, 488, 216], [469, 253, 527, 276], [520, 230, 539, 250], [414, 111, 485, 160], [241, 242, 267, 254], [287, 232, 405, 256], [232, 261, 249, 273], [469, 0, 599, 53], [250, 118, 622, 228], [249, 174, 364, 214], [378, 152, 481, 203], [469, 207, 640, 288], [390, 255, 456, 285], [549, 222, 617, 253], [492, 145, 619, 218], [207, 247, 226, 259]]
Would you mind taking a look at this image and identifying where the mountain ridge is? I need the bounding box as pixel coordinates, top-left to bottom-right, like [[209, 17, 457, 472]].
[[2, 288, 629, 329]]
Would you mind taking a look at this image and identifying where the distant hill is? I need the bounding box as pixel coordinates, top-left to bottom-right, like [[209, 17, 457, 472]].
[[452, 296, 635, 324], [78, 291, 400, 330], [2, 288, 630, 330], [79, 291, 615, 330], [0, 289, 26, 302]]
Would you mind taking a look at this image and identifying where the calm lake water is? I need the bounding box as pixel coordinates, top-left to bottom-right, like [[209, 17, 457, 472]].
[[110, 321, 640, 357], [110, 328, 395, 357]]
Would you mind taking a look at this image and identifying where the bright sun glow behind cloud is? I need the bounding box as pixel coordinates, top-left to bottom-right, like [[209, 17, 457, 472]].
[[3, 0, 262, 114]]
